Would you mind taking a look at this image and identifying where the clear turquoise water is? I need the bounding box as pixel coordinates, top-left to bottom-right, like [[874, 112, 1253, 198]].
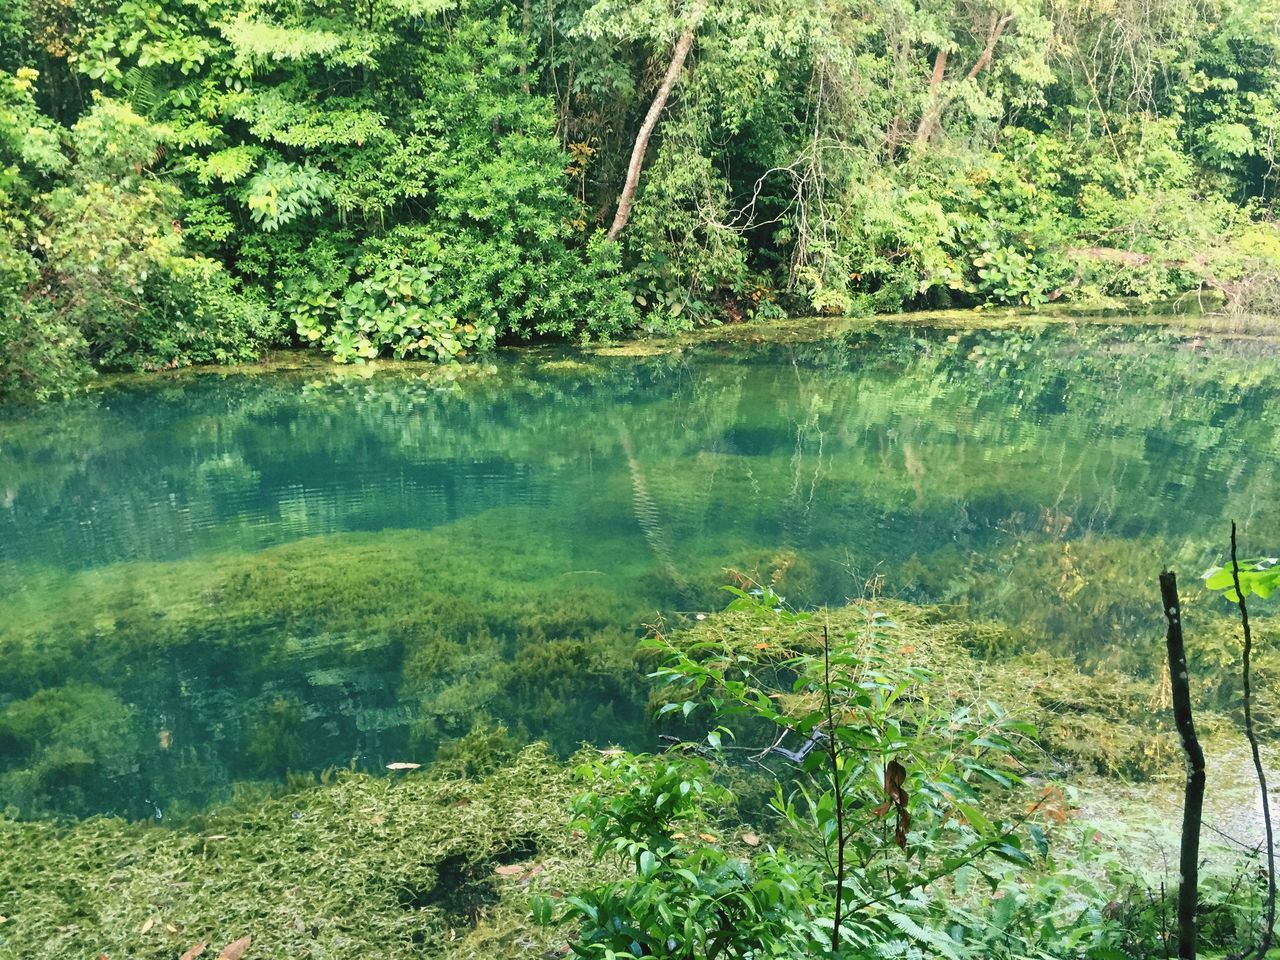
[[1, 322, 1277, 820]]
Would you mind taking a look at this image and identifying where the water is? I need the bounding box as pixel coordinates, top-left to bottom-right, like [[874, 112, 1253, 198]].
[[1, 322, 1277, 820]]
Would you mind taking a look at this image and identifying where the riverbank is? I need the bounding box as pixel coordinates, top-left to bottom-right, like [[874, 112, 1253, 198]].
[[67, 302, 1280, 397]]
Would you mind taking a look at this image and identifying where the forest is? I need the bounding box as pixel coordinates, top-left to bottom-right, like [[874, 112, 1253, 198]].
[[2, 0, 1280, 400]]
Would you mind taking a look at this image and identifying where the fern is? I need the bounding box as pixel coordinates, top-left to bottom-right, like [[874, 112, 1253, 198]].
[[884, 912, 964, 960], [121, 66, 160, 116]]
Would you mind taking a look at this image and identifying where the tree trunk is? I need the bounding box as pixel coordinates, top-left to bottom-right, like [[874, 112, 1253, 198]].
[[912, 48, 948, 148], [964, 13, 1012, 82], [520, 0, 532, 94], [1162, 570, 1205, 960], [913, 13, 1012, 150], [606, 10, 702, 242]]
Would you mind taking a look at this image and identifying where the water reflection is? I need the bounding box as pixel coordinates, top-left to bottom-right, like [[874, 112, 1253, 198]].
[[0, 324, 1276, 818]]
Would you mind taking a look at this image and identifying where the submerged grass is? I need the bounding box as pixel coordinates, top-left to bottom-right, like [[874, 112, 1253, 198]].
[[663, 599, 1202, 780], [0, 596, 1266, 959], [0, 745, 607, 960]]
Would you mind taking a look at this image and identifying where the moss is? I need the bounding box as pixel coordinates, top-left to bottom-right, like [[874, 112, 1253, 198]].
[[0, 685, 140, 819]]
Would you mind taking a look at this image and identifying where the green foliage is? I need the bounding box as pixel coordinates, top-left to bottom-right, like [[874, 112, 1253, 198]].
[[544, 589, 1138, 958], [6, 0, 1280, 399], [311, 260, 496, 363], [0, 68, 90, 400], [0, 81, 280, 398], [38, 101, 281, 371], [1206, 555, 1280, 601]]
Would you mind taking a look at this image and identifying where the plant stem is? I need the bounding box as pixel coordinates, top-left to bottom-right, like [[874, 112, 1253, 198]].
[[1229, 522, 1275, 960], [822, 623, 845, 953]]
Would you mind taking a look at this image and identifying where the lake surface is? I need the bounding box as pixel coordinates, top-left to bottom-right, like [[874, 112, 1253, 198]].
[[1, 321, 1277, 820]]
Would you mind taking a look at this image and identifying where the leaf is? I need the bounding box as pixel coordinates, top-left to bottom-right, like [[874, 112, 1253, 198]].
[[884, 759, 907, 803], [139, 917, 155, 935], [495, 864, 527, 877], [384, 762, 420, 771], [218, 936, 252, 960], [179, 944, 208, 960], [740, 832, 760, 847], [698, 832, 718, 843]]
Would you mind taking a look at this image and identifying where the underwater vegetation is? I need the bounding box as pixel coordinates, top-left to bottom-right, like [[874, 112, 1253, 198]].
[[0, 745, 597, 960], [0, 599, 1265, 960], [1, 324, 1278, 821]]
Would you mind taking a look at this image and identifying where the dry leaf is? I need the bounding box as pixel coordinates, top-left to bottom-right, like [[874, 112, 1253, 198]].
[[671, 832, 687, 840], [596, 748, 625, 757], [139, 918, 155, 935], [179, 943, 208, 960], [385, 762, 421, 771], [520, 865, 546, 888], [0, 915, 8, 924], [740, 833, 760, 847], [166, 924, 178, 934], [698, 833, 718, 843], [218, 935, 252, 960], [494, 864, 526, 877]]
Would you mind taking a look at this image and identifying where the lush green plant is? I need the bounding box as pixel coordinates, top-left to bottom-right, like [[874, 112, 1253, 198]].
[[0, 67, 90, 400], [302, 260, 496, 363], [1206, 555, 1280, 601], [543, 587, 1132, 958]]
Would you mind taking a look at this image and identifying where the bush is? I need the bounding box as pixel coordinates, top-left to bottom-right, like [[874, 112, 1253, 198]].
[[546, 590, 1132, 959]]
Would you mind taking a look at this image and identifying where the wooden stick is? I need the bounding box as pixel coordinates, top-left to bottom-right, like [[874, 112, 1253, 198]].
[[1161, 570, 1204, 960]]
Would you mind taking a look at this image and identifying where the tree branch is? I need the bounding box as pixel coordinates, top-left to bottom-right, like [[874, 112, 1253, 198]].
[[913, 12, 1013, 149], [1228, 522, 1276, 960], [606, 7, 704, 241]]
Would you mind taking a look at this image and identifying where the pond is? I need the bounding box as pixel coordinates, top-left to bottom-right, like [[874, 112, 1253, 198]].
[[1, 321, 1277, 821]]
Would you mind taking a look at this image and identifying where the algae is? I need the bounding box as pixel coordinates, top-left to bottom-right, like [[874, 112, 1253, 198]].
[[0, 746, 607, 960]]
